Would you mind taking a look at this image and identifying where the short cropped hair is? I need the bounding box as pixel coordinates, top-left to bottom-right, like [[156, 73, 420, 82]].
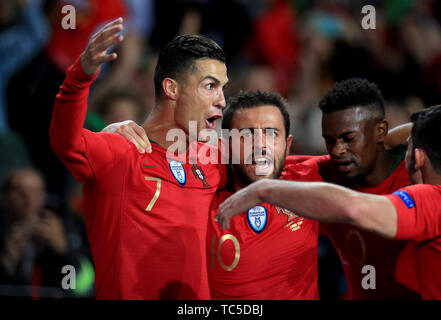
[[319, 78, 385, 118], [153, 35, 226, 100], [222, 90, 291, 138], [411, 105, 441, 174]]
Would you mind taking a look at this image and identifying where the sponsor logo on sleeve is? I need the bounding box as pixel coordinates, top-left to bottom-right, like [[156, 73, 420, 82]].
[[393, 190, 415, 209]]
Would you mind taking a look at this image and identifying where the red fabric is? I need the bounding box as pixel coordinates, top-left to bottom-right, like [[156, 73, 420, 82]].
[[284, 154, 329, 167], [50, 59, 226, 299], [207, 162, 320, 300], [321, 159, 419, 299], [251, 0, 300, 94], [31, 265, 43, 300], [46, 0, 127, 71], [385, 184, 441, 299]]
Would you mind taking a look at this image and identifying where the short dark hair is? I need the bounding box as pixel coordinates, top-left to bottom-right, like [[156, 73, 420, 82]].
[[153, 34, 226, 100], [319, 78, 385, 118], [411, 105, 441, 174], [95, 89, 145, 122], [222, 90, 291, 138]]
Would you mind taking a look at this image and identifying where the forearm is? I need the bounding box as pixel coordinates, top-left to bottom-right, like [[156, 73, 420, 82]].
[[385, 123, 412, 150], [257, 180, 397, 238], [258, 180, 357, 224], [49, 59, 99, 180], [50, 59, 97, 149]]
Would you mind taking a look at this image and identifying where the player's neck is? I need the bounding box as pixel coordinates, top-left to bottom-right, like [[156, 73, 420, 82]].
[[232, 177, 247, 192], [142, 103, 190, 152], [358, 147, 397, 188], [421, 168, 441, 185]]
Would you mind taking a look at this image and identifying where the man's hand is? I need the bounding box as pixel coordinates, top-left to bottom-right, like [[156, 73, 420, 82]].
[[102, 120, 151, 153], [34, 210, 68, 254], [80, 17, 124, 76], [217, 179, 269, 230]]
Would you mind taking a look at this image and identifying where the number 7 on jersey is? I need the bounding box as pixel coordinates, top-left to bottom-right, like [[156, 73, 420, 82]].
[[145, 177, 162, 211]]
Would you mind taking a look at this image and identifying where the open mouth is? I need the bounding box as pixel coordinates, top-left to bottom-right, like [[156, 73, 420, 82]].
[[205, 115, 222, 129], [250, 156, 274, 176]]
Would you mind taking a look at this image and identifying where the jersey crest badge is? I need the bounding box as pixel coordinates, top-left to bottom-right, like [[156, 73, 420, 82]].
[[169, 160, 186, 186], [247, 206, 267, 233]]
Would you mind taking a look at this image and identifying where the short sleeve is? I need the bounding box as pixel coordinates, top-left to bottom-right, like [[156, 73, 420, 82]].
[[385, 184, 441, 242]]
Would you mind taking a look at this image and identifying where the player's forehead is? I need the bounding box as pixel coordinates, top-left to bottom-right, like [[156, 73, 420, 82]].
[[322, 107, 372, 136], [192, 58, 228, 84], [231, 105, 285, 131]]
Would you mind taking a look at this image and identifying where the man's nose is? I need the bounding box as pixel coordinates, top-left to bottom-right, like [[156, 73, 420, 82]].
[[215, 90, 226, 109], [331, 141, 347, 158]]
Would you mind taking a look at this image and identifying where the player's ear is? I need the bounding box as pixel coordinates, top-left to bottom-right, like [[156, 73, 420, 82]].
[[376, 119, 389, 143], [162, 77, 179, 101], [414, 148, 426, 171], [286, 135, 293, 154]]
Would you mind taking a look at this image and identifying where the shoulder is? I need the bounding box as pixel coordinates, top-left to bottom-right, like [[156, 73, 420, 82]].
[[282, 160, 323, 182]]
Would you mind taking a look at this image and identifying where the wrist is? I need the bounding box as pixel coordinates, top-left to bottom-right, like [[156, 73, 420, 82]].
[[67, 57, 100, 87], [255, 179, 271, 203]]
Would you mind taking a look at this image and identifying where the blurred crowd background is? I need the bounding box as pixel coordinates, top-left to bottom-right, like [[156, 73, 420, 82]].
[[1, 0, 440, 299]]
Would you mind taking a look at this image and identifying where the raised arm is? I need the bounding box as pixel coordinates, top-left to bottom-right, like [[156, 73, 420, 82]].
[[385, 123, 412, 150], [49, 18, 125, 182], [217, 179, 398, 239]]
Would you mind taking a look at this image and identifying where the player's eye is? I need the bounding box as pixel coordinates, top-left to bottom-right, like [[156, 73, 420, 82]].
[[205, 83, 215, 90], [265, 130, 277, 137]]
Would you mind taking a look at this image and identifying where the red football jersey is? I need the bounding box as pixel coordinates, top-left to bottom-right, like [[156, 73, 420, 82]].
[[385, 184, 441, 299], [320, 150, 419, 299], [50, 60, 225, 299], [207, 162, 321, 300]]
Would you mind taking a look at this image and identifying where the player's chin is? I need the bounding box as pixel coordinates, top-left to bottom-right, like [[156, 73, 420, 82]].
[[248, 165, 276, 180], [197, 126, 217, 142], [340, 169, 360, 180]]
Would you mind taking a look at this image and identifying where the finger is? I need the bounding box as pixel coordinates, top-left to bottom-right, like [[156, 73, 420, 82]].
[[117, 127, 144, 153], [94, 33, 124, 55], [90, 23, 123, 46], [89, 17, 123, 39], [95, 52, 118, 65], [133, 125, 152, 153], [91, 25, 123, 51], [103, 17, 124, 29]]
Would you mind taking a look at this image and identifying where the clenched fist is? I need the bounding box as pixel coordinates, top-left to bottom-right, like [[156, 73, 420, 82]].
[[80, 17, 124, 75]]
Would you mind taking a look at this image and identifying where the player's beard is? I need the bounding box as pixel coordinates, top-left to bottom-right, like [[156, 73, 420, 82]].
[[232, 149, 287, 187]]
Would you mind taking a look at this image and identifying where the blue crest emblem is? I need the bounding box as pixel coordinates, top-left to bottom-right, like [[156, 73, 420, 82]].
[[169, 160, 186, 186], [247, 206, 267, 233]]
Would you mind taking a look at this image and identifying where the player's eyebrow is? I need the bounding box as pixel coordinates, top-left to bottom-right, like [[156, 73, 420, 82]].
[[239, 127, 280, 132], [202, 75, 220, 83], [201, 75, 229, 87], [322, 131, 356, 140], [339, 131, 356, 138]]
